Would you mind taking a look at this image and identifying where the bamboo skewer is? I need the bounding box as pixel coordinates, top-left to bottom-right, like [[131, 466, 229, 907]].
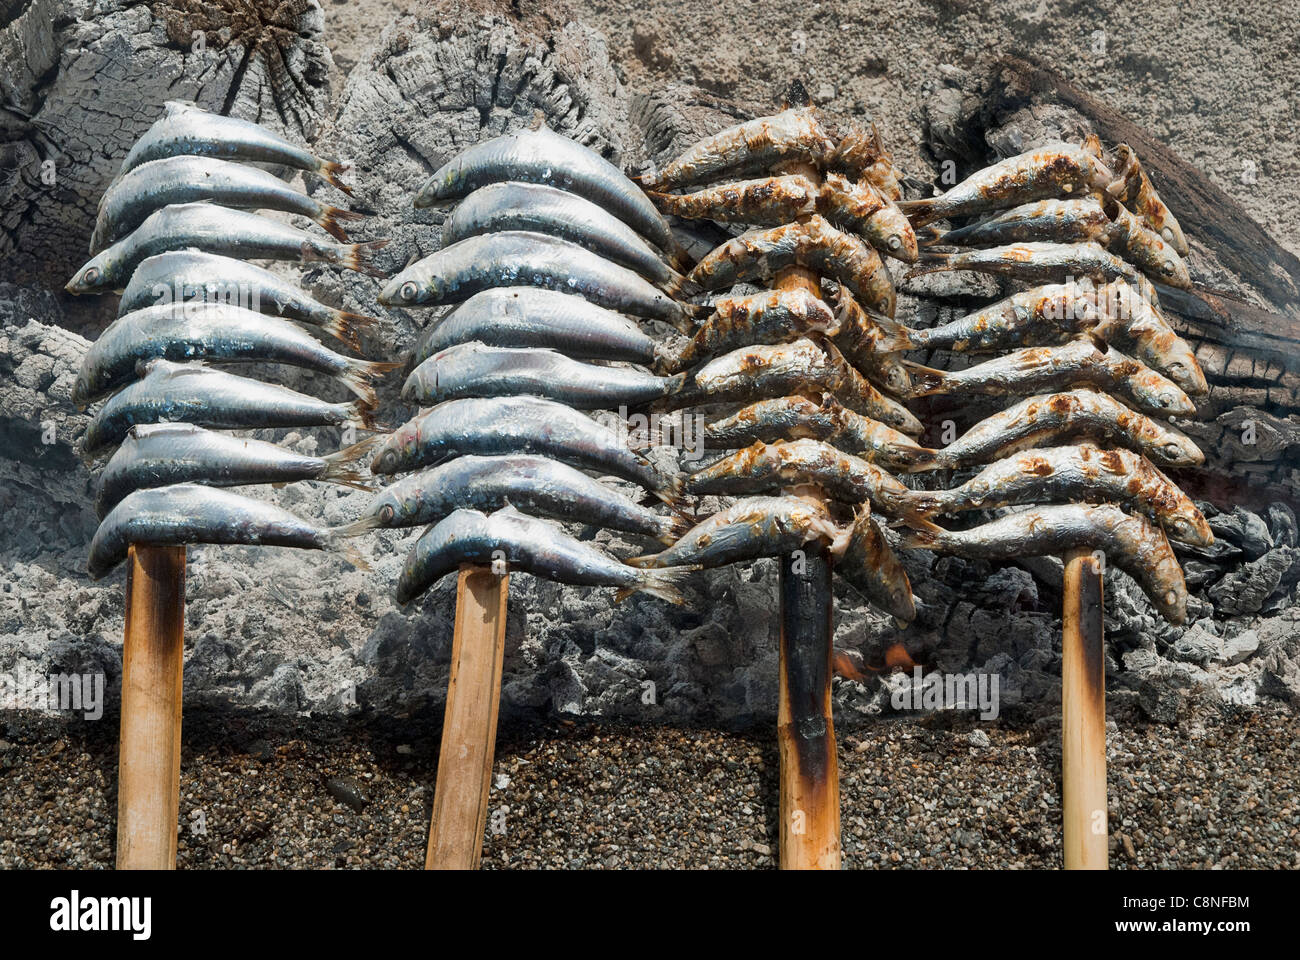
[[116, 544, 186, 870], [425, 566, 509, 870], [1061, 547, 1108, 869]]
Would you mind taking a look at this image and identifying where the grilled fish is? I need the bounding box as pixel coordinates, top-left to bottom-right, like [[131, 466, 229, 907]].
[[1103, 197, 1192, 289], [924, 196, 1112, 248], [648, 174, 819, 225], [818, 172, 917, 261], [900, 444, 1212, 546], [379, 231, 695, 331], [88, 484, 367, 580], [667, 287, 837, 372], [370, 396, 679, 500], [117, 251, 381, 351], [414, 125, 680, 257], [343, 454, 687, 545], [94, 423, 378, 518], [412, 287, 659, 368], [117, 101, 353, 194], [82, 360, 374, 457], [92, 155, 364, 252], [836, 506, 915, 622], [906, 338, 1195, 416], [687, 215, 896, 316], [627, 495, 841, 569], [1091, 281, 1206, 396], [74, 301, 399, 405], [66, 203, 388, 293], [828, 286, 913, 396], [403, 342, 673, 408], [1108, 144, 1188, 255], [901, 504, 1189, 624], [395, 506, 690, 605], [831, 121, 903, 200], [441, 180, 684, 289], [914, 389, 1205, 469], [907, 241, 1154, 299]]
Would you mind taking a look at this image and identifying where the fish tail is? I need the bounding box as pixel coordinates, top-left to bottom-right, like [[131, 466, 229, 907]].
[[321, 434, 384, 488], [897, 489, 945, 520], [621, 566, 696, 605], [902, 250, 956, 281], [323, 309, 382, 351], [340, 239, 391, 277], [318, 158, 355, 197], [896, 197, 939, 226], [653, 471, 687, 510], [661, 512, 693, 544], [331, 513, 383, 539], [898, 516, 947, 550], [903, 447, 952, 472], [348, 397, 378, 431], [916, 224, 949, 246], [340, 359, 401, 404], [667, 241, 694, 274], [318, 205, 367, 243], [331, 537, 371, 571], [901, 360, 950, 396], [661, 268, 693, 298]]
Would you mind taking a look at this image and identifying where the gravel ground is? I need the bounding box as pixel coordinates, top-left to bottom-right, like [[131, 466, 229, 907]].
[[3, 707, 1297, 869]]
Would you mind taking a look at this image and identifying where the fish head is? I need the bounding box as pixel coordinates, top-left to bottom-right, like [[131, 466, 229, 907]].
[[1151, 249, 1192, 289], [371, 423, 421, 476], [1165, 510, 1215, 549], [1150, 429, 1205, 468], [1140, 374, 1195, 417], [1157, 212, 1190, 256], [379, 272, 430, 307], [413, 174, 456, 209], [65, 249, 117, 294], [877, 204, 919, 262]]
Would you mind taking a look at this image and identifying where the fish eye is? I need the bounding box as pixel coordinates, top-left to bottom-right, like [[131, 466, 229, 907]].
[[379, 504, 395, 524], [1161, 227, 1175, 243], [400, 281, 419, 301], [1161, 260, 1175, 274], [887, 235, 902, 250], [373, 450, 397, 473], [83, 266, 101, 285], [1163, 441, 1183, 459]]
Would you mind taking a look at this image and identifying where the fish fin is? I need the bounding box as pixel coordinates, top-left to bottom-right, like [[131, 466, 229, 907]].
[[661, 268, 694, 298], [331, 514, 383, 538], [341, 239, 391, 277], [321, 434, 385, 488], [620, 566, 697, 605], [897, 517, 945, 550], [338, 359, 399, 404], [897, 489, 945, 520], [331, 538, 371, 571], [348, 397, 378, 431], [662, 512, 693, 543], [901, 360, 949, 396], [318, 205, 367, 243], [902, 250, 955, 281], [902, 447, 950, 473], [895, 197, 938, 226], [322, 309, 383, 351], [623, 553, 658, 570], [653, 470, 687, 510], [318, 159, 355, 197]]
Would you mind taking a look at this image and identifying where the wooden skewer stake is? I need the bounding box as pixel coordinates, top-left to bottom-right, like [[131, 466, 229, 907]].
[[116, 544, 186, 870], [773, 152, 841, 870], [1061, 547, 1108, 869], [425, 565, 509, 870]]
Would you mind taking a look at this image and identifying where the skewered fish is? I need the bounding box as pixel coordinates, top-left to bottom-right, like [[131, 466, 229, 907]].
[[900, 504, 1189, 624], [117, 100, 353, 195], [411, 287, 659, 368], [67, 203, 388, 293], [648, 174, 819, 226], [912, 389, 1205, 469], [836, 506, 915, 622], [95, 424, 378, 518], [369, 396, 680, 501], [402, 341, 675, 408], [88, 484, 367, 580], [92, 155, 364, 252], [907, 241, 1156, 300], [831, 121, 903, 200], [828, 286, 913, 396], [413, 125, 680, 258], [441, 180, 685, 289], [627, 495, 842, 569], [1107, 144, 1189, 255], [923, 196, 1112, 248], [1103, 197, 1192, 289], [118, 252, 381, 351], [343, 455, 687, 545], [82, 360, 374, 456], [395, 507, 690, 605], [73, 302, 399, 405], [899, 444, 1213, 546], [667, 287, 838, 372], [817, 172, 917, 261], [379, 231, 696, 331], [1091, 281, 1206, 396]]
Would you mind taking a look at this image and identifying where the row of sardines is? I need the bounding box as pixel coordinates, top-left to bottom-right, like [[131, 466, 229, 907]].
[[71, 101, 394, 578]]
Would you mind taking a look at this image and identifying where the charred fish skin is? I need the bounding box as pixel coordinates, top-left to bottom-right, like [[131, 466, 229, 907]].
[[684, 438, 911, 516], [402, 342, 673, 409], [908, 241, 1148, 293], [1109, 144, 1189, 255], [441, 180, 683, 289], [94, 423, 375, 519], [1103, 198, 1192, 289], [831, 121, 903, 200], [73, 301, 397, 405], [920, 389, 1205, 470], [379, 231, 694, 331], [669, 287, 838, 371], [369, 396, 677, 499], [118, 252, 381, 351], [87, 484, 350, 580], [818, 172, 918, 261], [836, 507, 915, 622], [898, 141, 1114, 227], [645, 107, 837, 191], [1091, 281, 1206, 396], [901, 504, 1189, 624], [828, 286, 914, 396], [349, 454, 684, 546], [395, 507, 689, 606], [902, 444, 1213, 546], [648, 174, 819, 226], [91, 155, 363, 252], [687, 215, 897, 316], [413, 126, 679, 257], [898, 282, 1102, 354], [82, 360, 368, 457], [117, 101, 353, 195], [928, 196, 1112, 248], [907, 338, 1195, 417], [628, 495, 841, 570], [66, 203, 388, 293], [412, 287, 658, 368]]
